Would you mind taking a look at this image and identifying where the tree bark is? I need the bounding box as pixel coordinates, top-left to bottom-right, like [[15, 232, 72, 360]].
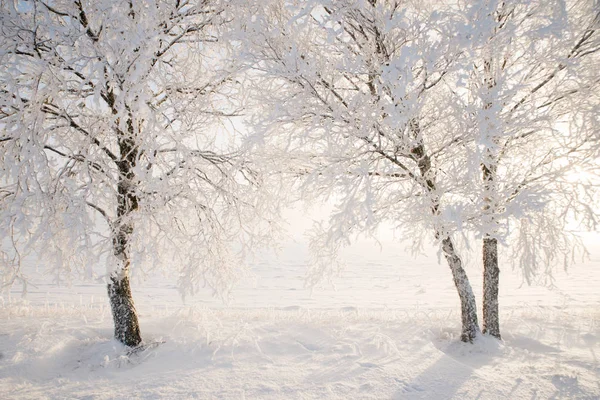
[[107, 269, 141, 347], [107, 107, 142, 347], [481, 44, 502, 340], [409, 132, 480, 343], [441, 236, 481, 342], [108, 218, 142, 347], [482, 237, 501, 338], [482, 154, 501, 339]]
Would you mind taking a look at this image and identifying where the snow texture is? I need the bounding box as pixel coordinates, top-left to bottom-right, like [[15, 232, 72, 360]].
[[1, 235, 599, 399]]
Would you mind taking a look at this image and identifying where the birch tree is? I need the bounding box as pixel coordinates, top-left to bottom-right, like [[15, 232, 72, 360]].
[[0, 0, 278, 347], [245, 0, 481, 342], [460, 0, 600, 338]]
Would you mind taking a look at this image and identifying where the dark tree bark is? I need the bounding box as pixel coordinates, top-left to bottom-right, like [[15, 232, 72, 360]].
[[442, 236, 481, 342], [479, 27, 502, 340], [107, 199, 142, 347], [107, 269, 141, 347], [482, 237, 501, 338], [106, 109, 142, 347], [412, 135, 480, 343], [481, 149, 501, 339]]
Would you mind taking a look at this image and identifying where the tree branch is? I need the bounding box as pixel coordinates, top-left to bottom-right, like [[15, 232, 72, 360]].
[[43, 145, 106, 174]]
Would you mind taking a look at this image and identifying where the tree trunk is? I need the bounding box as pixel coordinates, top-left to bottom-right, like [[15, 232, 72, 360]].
[[482, 237, 501, 338], [481, 158, 501, 339], [481, 49, 502, 340], [107, 112, 142, 347], [410, 134, 480, 343], [107, 269, 142, 347], [441, 236, 480, 343], [108, 221, 142, 347]]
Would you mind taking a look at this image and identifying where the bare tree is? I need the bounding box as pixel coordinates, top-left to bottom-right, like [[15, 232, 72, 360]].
[[0, 0, 279, 347], [245, 0, 481, 342], [460, 0, 600, 339]]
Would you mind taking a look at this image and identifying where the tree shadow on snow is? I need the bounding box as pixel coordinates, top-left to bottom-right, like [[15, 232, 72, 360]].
[[392, 332, 504, 399], [548, 374, 589, 399]]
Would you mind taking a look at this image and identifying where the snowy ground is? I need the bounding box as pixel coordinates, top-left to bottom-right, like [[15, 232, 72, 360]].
[[1, 233, 599, 399]]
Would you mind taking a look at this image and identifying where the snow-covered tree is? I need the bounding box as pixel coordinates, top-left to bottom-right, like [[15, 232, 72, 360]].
[[459, 0, 600, 338], [0, 0, 279, 347], [244, 0, 482, 342], [244, 0, 600, 343]]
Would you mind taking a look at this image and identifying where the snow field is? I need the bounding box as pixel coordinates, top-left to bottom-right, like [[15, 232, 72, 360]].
[[11, 236, 600, 311], [1, 0, 599, 398], [1, 305, 599, 399], [1, 236, 599, 399]]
